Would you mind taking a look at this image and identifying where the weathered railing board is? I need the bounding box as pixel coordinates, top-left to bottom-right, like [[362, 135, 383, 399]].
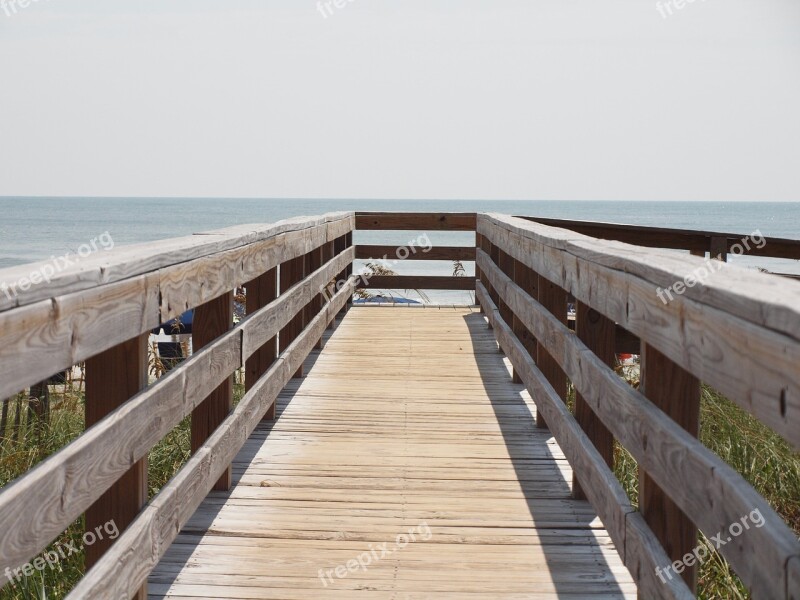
[[0, 273, 160, 404], [520, 216, 800, 260], [478, 215, 800, 448], [0, 213, 354, 314], [356, 245, 476, 261], [65, 277, 356, 600], [84, 334, 149, 600], [244, 268, 278, 421], [358, 275, 475, 291], [477, 250, 799, 599], [279, 255, 306, 379], [190, 291, 234, 492], [640, 344, 701, 591], [0, 244, 353, 582], [355, 212, 476, 231], [572, 302, 615, 502], [0, 216, 355, 404], [476, 282, 693, 600]]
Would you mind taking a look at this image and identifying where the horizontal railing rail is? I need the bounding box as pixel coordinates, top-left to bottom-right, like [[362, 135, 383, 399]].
[[477, 213, 800, 599], [354, 212, 476, 295], [518, 216, 800, 261], [0, 212, 356, 598]]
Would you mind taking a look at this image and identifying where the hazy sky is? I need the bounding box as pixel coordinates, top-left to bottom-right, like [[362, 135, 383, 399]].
[[1, 0, 798, 200]]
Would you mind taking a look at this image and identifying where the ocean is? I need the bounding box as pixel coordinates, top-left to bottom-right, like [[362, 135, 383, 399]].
[[1, 198, 798, 304]]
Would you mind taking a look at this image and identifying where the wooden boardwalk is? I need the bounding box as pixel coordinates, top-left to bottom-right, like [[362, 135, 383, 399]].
[[149, 306, 635, 599]]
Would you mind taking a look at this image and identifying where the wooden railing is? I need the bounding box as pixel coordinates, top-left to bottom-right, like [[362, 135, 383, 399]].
[[476, 213, 800, 600], [1, 211, 798, 599], [354, 211, 476, 294], [518, 216, 800, 262], [0, 213, 356, 598]]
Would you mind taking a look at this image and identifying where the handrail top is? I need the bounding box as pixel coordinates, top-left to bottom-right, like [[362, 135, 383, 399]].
[[480, 213, 800, 343], [0, 212, 355, 313], [518, 215, 800, 246]]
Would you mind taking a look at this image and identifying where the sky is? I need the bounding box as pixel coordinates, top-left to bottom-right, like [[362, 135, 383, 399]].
[[0, 0, 798, 201]]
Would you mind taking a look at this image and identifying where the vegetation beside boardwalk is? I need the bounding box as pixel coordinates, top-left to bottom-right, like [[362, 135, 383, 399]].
[[0, 382, 244, 600], [0, 365, 797, 599], [608, 367, 800, 600]]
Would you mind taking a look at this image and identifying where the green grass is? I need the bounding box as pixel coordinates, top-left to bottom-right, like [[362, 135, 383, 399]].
[[608, 374, 800, 600], [0, 381, 245, 600]]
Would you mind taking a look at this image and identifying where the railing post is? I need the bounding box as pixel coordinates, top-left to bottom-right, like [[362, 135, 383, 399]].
[[324, 239, 337, 331], [535, 275, 568, 429], [512, 258, 538, 383], [345, 231, 353, 310], [572, 302, 615, 500], [191, 291, 234, 491], [639, 343, 700, 593], [245, 268, 278, 420], [85, 334, 148, 600], [709, 236, 728, 262], [334, 235, 348, 317], [475, 233, 484, 313], [497, 249, 515, 336], [280, 255, 306, 378], [308, 245, 326, 349]]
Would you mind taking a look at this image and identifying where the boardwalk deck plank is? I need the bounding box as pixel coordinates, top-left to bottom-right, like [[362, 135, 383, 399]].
[[148, 307, 635, 599]]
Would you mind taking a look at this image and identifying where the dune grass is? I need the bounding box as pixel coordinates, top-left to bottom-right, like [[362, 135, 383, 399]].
[[608, 371, 800, 600], [0, 381, 245, 600]]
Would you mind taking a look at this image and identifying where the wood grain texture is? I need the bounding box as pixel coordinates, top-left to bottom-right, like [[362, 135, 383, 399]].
[[0, 248, 356, 581], [138, 303, 633, 600], [0, 213, 354, 313], [66, 279, 356, 600], [84, 334, 149, 600], [355, 212, 477, 231], [0, 216, 355, 404], [477, 252, 800, 599], [573, 302, 615, 502], [356, 245, 475, 261], [478, 214, 800, 449], [518, 216, 800, 259], [191, 291, 234, 491], [359, 275, 476, 291], [639, 344, 700, 592], [245, 268, 278, 421], [477, 284, 691, 600], [280, 255, 306, 379]]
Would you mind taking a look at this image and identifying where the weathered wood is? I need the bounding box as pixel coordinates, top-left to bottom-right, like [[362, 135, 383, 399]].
[[356, 245, 476, 262], [639, 344, 700, 592], [0, 213, 354, 314], [355, 212, 477, 231], [476, 251, 800, 599], [241, 248, 354, 364], [358, 275, 476, 291], [519, 216, 800, 259], [0, 216, 355, 404], [477, 284, 691, 600], [245, 268, 278, 421], [85, 334, 149, 600], [709, 236, 728, 262], [573, 302, 615, 501], [0, 306, 240, 579], [66, 278, 356, 600], [280, 255, 306, 378], [535, 274, 567, 429], [191, 291, 234, 491], [0, 273, 161, 405], [478, 214, 800, 448], [0, 247, 348, 579], [497, 249, 515, 332]]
